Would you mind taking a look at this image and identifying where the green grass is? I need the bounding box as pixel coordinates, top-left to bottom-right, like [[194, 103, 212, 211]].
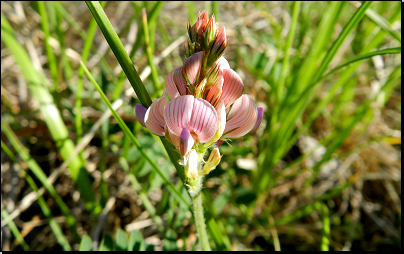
[[1, 1, 400, 251]]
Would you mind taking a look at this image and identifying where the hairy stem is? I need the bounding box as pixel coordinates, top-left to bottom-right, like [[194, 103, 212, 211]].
[[191, 179, 211, 251]]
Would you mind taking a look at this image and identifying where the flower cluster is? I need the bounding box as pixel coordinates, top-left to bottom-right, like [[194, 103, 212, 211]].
[[136, 12, 263, 184]]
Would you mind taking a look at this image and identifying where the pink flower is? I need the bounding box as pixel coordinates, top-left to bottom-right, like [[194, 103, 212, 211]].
[[136, 11, 263, 162], [222, 94, 258, 138], [164, 95, 218, 143], [136, 94, 222, 155]]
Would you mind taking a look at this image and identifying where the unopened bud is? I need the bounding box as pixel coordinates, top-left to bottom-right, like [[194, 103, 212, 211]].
[[182, 51, 203, 87], [204, 15, 217, 49], [201, 148, 222, 175], [185, 149, 199, 179], [207, 25, 227, 67], [194, 78, 207, 99], [206, 63, 221, 88]]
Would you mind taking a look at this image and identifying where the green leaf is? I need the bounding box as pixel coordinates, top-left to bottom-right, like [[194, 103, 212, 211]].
[[115, 228, 128, 251], [128, 230, 144, 251], [99, 233, 114, 251], [79, 234, 93, 251], [163, 228, 178, 251]]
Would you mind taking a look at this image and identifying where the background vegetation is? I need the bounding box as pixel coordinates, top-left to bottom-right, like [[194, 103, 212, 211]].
[[1, 1, 401, 251]]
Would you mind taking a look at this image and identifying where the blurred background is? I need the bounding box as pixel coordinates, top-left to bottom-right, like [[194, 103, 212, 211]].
[[1, 1, 401, 251]]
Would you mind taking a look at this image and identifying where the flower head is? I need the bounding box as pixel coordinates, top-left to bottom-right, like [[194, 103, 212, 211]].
[[136, 11, 263, 181]]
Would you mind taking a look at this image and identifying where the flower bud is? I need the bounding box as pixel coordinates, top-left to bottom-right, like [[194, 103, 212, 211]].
[[207, 25, 227, 67], [182, 51, 204, 87], [201, 148, 222, 175], [206, 63, 221, 89], [185, 149, 199, 179], [204, 14, 217, 49]]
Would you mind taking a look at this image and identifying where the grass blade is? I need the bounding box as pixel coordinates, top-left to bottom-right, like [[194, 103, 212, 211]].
[[85, 0, 187, 185], [37, 1, 59, 90], [364, 6, 401, 43], [1, 197, 30, 251], [85, 1, 152, 107], [1, 12, 98, 212], [1, 140, 71, 250], [320, 203, 330, 251], [309, 1, 373, 85], [80, 61, 191, 208], [142, 8, 160, 90], [1, 118, 80, 241], [322, 47, 401, 78]]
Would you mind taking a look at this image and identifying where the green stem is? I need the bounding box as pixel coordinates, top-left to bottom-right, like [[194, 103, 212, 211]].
[[191, 180, 211, 251], [187, 154, 211, 251]]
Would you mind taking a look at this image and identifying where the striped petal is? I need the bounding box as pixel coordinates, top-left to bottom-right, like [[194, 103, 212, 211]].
[[204, 101, 226, 146], [223, 94, 257, 138], [205, 74, 223, 107], [164, 95, 218, 143], [164, 95, 194, 137], [188, 98, 218, 142], [220, 68, 244, 108], [135, 104, 147, 127], [182, 51, 204, 85], [248, 107, 264, 134], [179, 128, 195, 157], [173, 67, 188, 95], [165, 65, 182, 99], [144, 95, 167, 136]]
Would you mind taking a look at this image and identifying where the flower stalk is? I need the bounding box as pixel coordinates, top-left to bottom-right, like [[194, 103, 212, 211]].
[[192, 176, 211, 251]]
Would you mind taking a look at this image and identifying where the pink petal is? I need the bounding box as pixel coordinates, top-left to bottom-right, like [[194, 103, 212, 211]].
[[164, 95, 194, 137], [223, 94, 257, 138], [165, 65, 182, 99], [182, 51, 204, 85], [135, 104, 147, 127], [173, 67, 188, 95], [216, 101, 226, 137], [215, 140, 224, 147], [188, 98, 218, 142], [211, 25, 227, 54], [248, 107, 264, 134], [205, 74, 223, 107], [167, 128, 180, 148], [144, 95, 167, 136], [217, 56, 230, 70], [164, 95, 218, 143], [220, 69, 244, 108], [179, 128, 195, 157]]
